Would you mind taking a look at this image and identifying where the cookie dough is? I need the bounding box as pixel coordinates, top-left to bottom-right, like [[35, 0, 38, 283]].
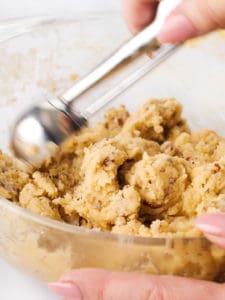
[[1, 98, 225, 237]]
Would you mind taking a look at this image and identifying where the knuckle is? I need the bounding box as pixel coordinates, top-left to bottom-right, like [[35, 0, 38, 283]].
[[182, 0, 225, 33], [206, 0, 225, 28]]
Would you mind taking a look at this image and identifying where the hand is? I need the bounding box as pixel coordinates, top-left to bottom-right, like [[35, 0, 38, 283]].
[[48, 213, 225, 300], [123, 0, 225, 43]]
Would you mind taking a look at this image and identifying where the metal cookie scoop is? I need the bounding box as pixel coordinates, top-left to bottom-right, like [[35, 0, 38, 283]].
[[11, 3, 179, 165]]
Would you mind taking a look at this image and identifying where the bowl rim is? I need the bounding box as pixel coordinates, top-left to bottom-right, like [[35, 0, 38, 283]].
[[0, 196, 207, 245]]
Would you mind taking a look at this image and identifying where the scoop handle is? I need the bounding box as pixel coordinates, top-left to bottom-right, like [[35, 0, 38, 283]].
[[57, 0, 180, 110]]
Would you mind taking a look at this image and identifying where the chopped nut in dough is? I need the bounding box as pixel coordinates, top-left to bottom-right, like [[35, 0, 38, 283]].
[[1, 98, 225, 238]]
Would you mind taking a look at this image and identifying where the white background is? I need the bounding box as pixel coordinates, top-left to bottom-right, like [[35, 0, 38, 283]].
[[0, 0, 120, 18], [0, 2, 120, 300]]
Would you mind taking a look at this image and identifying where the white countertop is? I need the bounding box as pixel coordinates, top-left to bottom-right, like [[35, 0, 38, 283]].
[[0, 2, 120, 299], [0, 259, 58, 300]]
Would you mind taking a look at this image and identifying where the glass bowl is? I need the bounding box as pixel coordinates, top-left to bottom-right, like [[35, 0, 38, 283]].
[[0, 15, 225, 282]]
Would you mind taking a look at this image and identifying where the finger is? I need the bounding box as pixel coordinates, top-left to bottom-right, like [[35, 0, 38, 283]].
[[158, 0, 225, 43], [123, 0, 159, 34], [196, 213, 225, 249], [48, 269, 225, 300]]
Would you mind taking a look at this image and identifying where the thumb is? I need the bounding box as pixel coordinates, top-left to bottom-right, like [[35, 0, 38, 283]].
[[158, 0, 225, 43], [48, 269, 225, 300], [196, 213, 225, 249]]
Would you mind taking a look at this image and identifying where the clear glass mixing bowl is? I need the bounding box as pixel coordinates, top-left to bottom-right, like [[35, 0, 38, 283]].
[[0, 15, 225, 282]]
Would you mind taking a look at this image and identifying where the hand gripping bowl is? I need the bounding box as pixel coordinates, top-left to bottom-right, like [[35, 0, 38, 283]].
[[0, 15, 225, 282]]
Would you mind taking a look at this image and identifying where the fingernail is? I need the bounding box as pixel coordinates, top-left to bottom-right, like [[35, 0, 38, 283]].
[[158, 14, 197, 43], [48, 282, 82, 299], [195, 213, 225, 236], [204, 233, 225, 249]]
